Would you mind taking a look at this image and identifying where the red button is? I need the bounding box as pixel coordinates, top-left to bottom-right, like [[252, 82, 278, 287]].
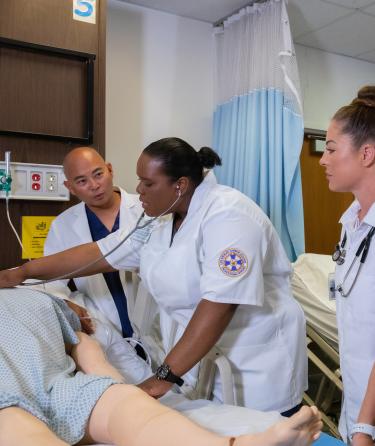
[[32, 173, 41, 181], [32, 183, 41, 191]]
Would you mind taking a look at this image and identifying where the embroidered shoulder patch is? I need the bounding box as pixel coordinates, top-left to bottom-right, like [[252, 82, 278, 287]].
[[218, 248, 248, 277]]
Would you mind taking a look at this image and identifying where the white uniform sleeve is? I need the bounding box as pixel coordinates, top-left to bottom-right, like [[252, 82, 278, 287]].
[[96, 226, 142, 271], [200, 205, 269, 306]]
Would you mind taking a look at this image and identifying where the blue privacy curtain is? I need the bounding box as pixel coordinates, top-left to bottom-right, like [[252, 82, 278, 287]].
[[213, 0, 304, 260]]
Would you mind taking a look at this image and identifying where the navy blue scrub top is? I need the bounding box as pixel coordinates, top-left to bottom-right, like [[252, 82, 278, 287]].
[[85, 204, 133, 338]]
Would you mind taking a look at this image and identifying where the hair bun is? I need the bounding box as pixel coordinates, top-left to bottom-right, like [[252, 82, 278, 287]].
[[353, 86, 375, 108], [197, 147, 222, 169]]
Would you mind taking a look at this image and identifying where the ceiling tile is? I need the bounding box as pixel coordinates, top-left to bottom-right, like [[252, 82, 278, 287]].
[[295, 10, 375, 57], [362, 2, 375, 13], [114, 0, 375, 64], [287, 0, 355, 38]]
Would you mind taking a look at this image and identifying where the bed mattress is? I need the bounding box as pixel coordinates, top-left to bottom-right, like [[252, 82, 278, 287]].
[[291, 253, 338, 350]]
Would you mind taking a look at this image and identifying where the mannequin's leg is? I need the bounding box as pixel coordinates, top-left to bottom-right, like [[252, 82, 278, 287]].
[[0, 407, 68, 446], [82, 384, 231, 446], [72, 334, 321, 446], [81, 384, 321, 446]]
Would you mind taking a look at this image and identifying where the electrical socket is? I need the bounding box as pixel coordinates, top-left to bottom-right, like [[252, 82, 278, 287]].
[[46, 172, 58, 193]]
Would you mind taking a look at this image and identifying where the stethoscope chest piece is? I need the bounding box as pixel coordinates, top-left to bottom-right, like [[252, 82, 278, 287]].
[[333, 226, 375, 297], [332, 245, 346, 265]]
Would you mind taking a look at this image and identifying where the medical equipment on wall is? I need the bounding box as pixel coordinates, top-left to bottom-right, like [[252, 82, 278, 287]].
[[333, 227, 375, 297], [20, 192, 183, 287], [0, 151, 12, 194], [1, 151, 31, 260]]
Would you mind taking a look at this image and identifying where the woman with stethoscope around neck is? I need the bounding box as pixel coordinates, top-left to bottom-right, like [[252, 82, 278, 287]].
[[320, 85, 375, 446]]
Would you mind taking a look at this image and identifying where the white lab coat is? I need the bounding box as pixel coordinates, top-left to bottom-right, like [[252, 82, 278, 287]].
[[44, 187, 142, 338], [98, 172, 308, 412], [335, 200, 375, 442]]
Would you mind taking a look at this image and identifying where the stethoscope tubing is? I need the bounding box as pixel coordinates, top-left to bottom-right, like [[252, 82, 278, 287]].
[[19, 194, 182, 287], [334, 226, 375, 297]]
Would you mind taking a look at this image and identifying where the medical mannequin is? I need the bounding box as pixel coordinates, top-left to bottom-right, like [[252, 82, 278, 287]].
[[320, 86, 375, 444], [0, 138, 307, 414], [0, 288, 322, 446]]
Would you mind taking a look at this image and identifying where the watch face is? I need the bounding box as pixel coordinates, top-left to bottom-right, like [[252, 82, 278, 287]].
[[156, 364, 170, 380]]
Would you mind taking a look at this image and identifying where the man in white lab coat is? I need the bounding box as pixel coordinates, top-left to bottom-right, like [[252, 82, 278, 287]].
[[44, 147, 143, 347]]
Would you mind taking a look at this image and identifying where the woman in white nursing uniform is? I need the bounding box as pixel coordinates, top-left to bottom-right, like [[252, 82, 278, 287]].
[[320, 86, 375, 445], [0, 138, 307, 415]]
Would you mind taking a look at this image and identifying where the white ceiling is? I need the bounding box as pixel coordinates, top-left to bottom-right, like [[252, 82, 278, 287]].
[[119, 0, 375, 64]]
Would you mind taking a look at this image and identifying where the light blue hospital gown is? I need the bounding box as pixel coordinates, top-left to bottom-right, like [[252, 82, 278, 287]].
[[0, 288, 117, 444]]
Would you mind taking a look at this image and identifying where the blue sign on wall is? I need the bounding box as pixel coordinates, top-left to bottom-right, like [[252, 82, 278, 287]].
[[73, 0, 96, 24]]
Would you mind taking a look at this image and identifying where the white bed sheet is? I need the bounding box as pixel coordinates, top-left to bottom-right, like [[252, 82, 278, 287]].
[[291, 253, 338, 350]]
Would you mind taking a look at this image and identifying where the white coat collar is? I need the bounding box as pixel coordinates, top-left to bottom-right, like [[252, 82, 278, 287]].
[[340, 199, 375, 229], [117, 187, 139, 224], [71, 186, 136, 215], [186, 170, 217, 217], [70, 187, 138, 239], [150, 172, 217, 231]]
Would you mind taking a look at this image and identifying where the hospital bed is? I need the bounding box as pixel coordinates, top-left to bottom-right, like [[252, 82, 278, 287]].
[[45, 261, 344, 444], [291, 254, 342, 437], [89, 280, 284, 445]]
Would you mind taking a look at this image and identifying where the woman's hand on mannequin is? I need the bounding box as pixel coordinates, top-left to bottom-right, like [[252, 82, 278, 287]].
[[0, 242, 114, 290], [0, 266, 26, 288], [137, 375, 173, 398], [140, 299, 240, 400], [137, 300, 238, 399]]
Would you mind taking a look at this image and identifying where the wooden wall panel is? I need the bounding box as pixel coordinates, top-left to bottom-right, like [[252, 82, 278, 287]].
[[0, 0, 98, 53], [0, 48, 87, 137], [300, 138, 353, 254], [0, 0, 106, 269]]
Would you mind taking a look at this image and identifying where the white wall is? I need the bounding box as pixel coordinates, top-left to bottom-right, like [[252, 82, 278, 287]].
[[106, 0, 214, 192], [106, 1, 375, 191], [296, 44, 375, 131]]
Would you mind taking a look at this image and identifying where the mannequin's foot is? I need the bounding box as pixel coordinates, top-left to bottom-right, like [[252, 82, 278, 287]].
[[234, 405, 322, 446]]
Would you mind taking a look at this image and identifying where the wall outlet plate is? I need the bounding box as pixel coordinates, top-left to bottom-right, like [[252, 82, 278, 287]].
[[0, 162, 69, 201]]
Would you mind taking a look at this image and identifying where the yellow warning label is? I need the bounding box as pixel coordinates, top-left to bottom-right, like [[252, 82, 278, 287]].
[[22, 216, 55, 259]]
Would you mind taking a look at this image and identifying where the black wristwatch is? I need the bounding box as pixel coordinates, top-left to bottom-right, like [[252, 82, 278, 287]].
[[155, 363, 184, 387]]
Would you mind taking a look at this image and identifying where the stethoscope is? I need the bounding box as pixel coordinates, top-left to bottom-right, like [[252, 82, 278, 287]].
[[332, 226, 375, 297], [19, 190, 183, 287]]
